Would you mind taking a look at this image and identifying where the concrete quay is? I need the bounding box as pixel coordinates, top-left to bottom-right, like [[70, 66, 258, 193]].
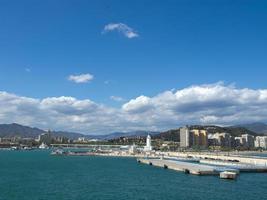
[[199, 159, 267, 172], [164, 152, 267, 166], [137, 158, 226, 175]]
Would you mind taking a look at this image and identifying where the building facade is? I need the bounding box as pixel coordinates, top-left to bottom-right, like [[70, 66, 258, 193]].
[[180, 127, 208, 148], [180, 127, 193, 148], [255, 136, 267, 149], [37, 131, 53, 145]]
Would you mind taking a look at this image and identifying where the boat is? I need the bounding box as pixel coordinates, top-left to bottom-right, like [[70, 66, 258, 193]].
[[51, 149, 66, 155], [39, 143, 49, 149], [23, 146, 33, 150], [220, 171, 237, 180]]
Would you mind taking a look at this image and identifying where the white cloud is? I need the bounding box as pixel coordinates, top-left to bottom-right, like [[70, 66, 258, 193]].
[[1, 83, 267, 134], [103, 23, 139, 38], [68, 73, 94, 83], [110, 96, 125, 102], [122, 95, 152, 113]]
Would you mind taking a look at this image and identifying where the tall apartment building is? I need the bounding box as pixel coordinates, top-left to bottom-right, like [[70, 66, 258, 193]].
[[180, 127, 208, 148], [242, 134, 255, 148], [180, 127, 193, 148], [255, 136, 267, 149], [209, 132, 231, 147], [37, 131, 53, 145], [234, 134, 254, 148]]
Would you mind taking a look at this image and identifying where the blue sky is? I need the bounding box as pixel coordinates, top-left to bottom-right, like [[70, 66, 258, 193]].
[[0, 0, 267, 134]]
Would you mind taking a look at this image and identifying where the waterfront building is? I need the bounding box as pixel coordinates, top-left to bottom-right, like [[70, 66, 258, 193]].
[[129, 143, 137, 154], [191, 129, 208, 147], [234, 134, 254, 148], [54, 136, 69, 144], [234, 136, 243, 147], [255, 136, 267, 149], [77, 137, 87, 143], [241, 134, 255, 148], [144, 135, 152, 151], [180, 127, 193, 148], [209, 132, 231, 147], [37, 131, 53, 145], [180, 127, 207, 148]]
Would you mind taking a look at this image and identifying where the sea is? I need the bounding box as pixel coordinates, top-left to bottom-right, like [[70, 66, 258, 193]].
[[0, 150, 267, 200]]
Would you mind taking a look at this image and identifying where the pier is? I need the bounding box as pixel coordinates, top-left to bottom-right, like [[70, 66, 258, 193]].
[[137, 156, 267, 178], [166, 152, 267, 166], [137, 158, 236, 175], [199, 159, 267, 172]]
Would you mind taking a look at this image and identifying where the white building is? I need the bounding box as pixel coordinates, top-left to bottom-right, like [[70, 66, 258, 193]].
[[180, 127, 192, 148], [129, 143, 137, 154], [144, 135, 152, 151], [241, 134, 255, 148], [37, 132, 53, 145], [235, 134, 254, 148], [209, 132, 231, 147], [77, 137, 87, 142], [255, 136, 267, 149]]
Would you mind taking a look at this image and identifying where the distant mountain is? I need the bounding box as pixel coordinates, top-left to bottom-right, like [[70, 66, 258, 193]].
[[0, 123, 86, 140], [0, 123, 44, 138], [234, 122, 267, 135], [1, 123, 263, 142], [153, 125, 261, 142], [91, 131, 160, 140], [0, 123, 159, 140], [153, 129, 180, 141]]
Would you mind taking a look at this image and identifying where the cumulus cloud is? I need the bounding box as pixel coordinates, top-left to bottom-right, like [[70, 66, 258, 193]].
[[68, 73, 94, 83], [122, 95, 153, 113], [1, 83, 267, 134], [103, 23, 139, 38]]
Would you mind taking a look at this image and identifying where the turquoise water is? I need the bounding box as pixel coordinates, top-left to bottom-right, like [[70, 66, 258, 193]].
[[0, 150, 267, 200]]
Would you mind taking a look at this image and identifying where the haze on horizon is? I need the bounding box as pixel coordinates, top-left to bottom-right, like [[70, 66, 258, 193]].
[[0, 0, 267, 134]]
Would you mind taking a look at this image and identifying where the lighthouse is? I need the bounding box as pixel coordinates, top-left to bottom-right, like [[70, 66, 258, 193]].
[[144, 134, 152, 151]]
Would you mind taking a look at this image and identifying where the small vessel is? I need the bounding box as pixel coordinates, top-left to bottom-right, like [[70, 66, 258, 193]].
[[51, 149, 66, 155], [23, 146, 33, 150], [10, 146, 19, 150], [39, 143, 49, 149], [220, 171, 237, 180]]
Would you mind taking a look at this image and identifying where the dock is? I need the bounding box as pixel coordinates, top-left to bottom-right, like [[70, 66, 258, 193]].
[[168, 152, 267, 166], [199, 159, 267, 172], [137, 158, 233, 175], [137, 156, 267, 178]]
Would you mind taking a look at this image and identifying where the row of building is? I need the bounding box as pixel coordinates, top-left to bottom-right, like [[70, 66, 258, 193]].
[[37, 131, 70, 144], [180, 127, 267, 149]]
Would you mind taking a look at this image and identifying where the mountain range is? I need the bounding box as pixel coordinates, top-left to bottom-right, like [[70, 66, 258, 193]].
[[0, 123, 159, 140], [0, 122, 266, 141], [153, 123, 267, 142], [234, 122, 267, 134], [0, 123, 86, 140]]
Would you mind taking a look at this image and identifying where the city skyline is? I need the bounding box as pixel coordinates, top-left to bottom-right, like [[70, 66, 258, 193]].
[[1, 0, 267, 134]]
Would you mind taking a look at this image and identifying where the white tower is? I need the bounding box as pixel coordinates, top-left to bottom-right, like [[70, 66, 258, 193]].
[[144, 134, 152, 151]]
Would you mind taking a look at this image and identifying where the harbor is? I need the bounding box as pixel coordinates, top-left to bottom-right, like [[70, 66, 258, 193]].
[[50, 148, 267, 180], [49, 135, 267, 180]]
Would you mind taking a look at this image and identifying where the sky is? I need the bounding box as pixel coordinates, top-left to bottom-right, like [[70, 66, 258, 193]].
[[0, 0, 267, 134]]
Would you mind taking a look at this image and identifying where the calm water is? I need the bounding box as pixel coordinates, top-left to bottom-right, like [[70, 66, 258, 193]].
[[0, 150, 267, 200]]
